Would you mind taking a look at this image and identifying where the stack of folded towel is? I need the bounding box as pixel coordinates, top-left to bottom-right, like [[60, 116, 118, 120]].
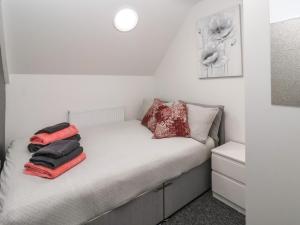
[[27, 122, 81, 153], [24, 123, 86, 179]]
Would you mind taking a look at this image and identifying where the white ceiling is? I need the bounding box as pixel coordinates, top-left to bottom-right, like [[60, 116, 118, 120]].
[[2, 0, 200, 75]]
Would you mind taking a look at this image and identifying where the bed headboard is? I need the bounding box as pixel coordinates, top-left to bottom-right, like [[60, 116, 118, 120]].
[[182, 101, 225, 146]]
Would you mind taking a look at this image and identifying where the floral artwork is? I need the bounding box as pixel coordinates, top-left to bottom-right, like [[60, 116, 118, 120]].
[[196, 5, 243, 78]]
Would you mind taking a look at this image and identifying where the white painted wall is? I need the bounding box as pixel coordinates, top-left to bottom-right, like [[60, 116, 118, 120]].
[[154, 0, 245, 143], [2, 0, 199, 76], [269, 0, 300, 23], [6, 74, 154, 144], [245, 0, 300, 224]]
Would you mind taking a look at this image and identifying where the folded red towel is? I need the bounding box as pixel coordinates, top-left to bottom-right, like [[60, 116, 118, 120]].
[[24, 152, 86, 179], [30, 125, 79, 145]]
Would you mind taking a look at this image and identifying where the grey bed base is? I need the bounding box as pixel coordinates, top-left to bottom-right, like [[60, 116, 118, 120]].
[[85, 160, 211, 225], [84, 102, 225, 225]]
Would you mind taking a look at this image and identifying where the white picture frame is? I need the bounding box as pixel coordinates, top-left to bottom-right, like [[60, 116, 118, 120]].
[[196, 5, 243, 79]]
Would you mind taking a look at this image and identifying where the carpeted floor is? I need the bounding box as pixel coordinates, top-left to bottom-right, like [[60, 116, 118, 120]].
[[163, 191, 245, 225]]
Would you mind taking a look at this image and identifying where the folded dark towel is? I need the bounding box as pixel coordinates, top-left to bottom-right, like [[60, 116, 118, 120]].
[[33, 140, 80, 159], [27, 134, 81, 153], [28, 144, 44, 153], [34, 122, 70, 135], [30, 146, 83, 169]]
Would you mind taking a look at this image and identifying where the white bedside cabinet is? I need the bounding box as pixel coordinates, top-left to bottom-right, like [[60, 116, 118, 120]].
[[211, 141, 246, 214]]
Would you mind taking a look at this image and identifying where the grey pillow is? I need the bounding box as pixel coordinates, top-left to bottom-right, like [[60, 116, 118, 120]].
[[209, 109, 223, 144], [187, 104, 219, 144]]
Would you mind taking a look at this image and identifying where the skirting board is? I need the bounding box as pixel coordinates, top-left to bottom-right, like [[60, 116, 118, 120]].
[[213, 192, 245, 215]]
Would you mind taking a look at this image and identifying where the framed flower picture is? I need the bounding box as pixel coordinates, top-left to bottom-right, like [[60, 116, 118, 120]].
[[196, 5, 243, 79]]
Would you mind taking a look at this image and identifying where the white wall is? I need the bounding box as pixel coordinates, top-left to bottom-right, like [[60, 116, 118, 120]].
[[269, 0, 300, 23], [6, 74, 154, 144], [2, 0, 199, 76], [155, 0, 245, 143], [245, 0, 300, 224]]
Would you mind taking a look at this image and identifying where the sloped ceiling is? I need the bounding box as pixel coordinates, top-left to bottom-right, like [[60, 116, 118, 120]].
[[2, 0, 200, 75]]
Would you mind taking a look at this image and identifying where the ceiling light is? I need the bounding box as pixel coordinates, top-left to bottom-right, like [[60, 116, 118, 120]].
[[114, 8, 138, 32]]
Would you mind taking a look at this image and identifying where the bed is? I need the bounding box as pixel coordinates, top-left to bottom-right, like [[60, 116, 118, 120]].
[[0, 104, 224, 225]]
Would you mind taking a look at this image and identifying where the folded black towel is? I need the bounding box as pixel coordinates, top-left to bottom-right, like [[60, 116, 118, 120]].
[[30, 146, 83, 169], [27, 134, 81, 153], [33, 140, 80, 159], [27, 144, 44, 153], [66, 134, 81, 142], [34, 122, 70, 135]]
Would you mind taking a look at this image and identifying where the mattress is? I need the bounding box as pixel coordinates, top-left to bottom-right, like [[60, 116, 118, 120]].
[[0, 120, 214, 225]]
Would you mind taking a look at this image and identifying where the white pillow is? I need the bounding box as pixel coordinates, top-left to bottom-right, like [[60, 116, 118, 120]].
[[137, 98, 154, 121], [187, 104, 219, 143]]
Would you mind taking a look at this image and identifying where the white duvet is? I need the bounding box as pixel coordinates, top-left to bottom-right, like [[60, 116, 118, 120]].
[[0, 120, 214, 225]]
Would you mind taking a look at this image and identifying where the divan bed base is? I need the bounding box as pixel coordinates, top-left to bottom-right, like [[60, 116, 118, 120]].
[[84, 160, 211, 225]]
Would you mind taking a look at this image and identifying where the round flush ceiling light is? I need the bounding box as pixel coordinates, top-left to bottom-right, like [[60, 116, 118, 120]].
[[114, 8, 138, 32]]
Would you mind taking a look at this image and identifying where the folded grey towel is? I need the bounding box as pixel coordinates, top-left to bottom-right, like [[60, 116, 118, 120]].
[[28, 134, 81, 153], [30, 147, 83, 169], [33, 140, 80, 159], [35, 122, 70, 135]]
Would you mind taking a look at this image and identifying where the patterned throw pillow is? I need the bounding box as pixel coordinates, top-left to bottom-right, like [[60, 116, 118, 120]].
[[141, 99, 164, 132], [153, 102, 191, 139]]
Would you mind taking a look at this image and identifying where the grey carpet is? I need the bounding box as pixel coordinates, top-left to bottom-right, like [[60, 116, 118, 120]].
[[163, 191, 245, 225]]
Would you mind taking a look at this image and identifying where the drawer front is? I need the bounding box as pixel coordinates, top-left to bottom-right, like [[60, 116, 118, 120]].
[[86, 188, 163, 225], [212, 171, 245, 209], [212, 154, 246, 184], [164, 160, 211, 218]]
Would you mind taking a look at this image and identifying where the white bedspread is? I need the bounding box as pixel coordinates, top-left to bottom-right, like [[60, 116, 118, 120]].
[[0, 120, 214, 225]]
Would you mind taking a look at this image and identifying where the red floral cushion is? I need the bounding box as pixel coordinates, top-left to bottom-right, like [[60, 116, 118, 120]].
[[141, 99, 164, 132], [153, 102, 191, 139]]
